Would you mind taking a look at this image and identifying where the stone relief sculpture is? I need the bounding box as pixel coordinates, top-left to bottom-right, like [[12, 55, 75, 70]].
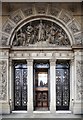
[[12, 20, 70, 46], [0, 60, 7, 101], [37, 20, 45, 41], [13, 29, 26, 46], [76, 61, 83, 100]]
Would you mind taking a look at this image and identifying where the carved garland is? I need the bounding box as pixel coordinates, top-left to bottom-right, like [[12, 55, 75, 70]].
[[76, 60, 83, 100], [0, 60, 7, 101]]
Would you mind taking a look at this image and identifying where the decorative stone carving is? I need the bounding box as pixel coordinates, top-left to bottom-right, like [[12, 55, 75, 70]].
[[35, 4, 47, 14], [22, 7, 33, 16], [74, 33, 83, 45], [1, 35, 9, 46], [3, 20, 15, 34], [10, 14, 23, 24], [76, 60, 83, 100], [48, 5, 60, 17], [68, 21, 80, 34], [13, 29, 26, 46], [10, 10, 25, 24], [12, 20, 70, 46], [0, 60, 7, 101], [59, 11, 71, 24]]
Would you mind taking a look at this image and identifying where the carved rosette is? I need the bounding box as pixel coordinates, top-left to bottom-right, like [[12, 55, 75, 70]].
[[76, 60, 83, 100], [0, 60, 7, 101]]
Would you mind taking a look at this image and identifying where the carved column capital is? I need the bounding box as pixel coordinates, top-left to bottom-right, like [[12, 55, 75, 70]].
[[70, 58, 74, 65], [27, 59, 33, 66], [50, 59, 56, 66], [9, 59, 12, 66]]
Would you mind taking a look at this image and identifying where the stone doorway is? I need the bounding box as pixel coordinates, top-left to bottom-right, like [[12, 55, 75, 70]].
[[33, 60, 50, 111]]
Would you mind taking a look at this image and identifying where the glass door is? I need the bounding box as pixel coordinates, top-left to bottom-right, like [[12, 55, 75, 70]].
[[34, 61, 49, 111]]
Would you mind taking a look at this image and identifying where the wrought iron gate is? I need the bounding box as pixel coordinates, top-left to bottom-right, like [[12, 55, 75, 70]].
[[14, 62, 27, 110], [56, 61, 70, 110]]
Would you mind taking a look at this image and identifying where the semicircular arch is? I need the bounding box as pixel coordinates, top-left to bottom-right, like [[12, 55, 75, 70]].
[[1, 6, 82, 48]]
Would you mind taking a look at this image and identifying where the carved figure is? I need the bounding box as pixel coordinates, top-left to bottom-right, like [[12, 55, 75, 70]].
[[13, 29, 26, 46], [26, 25, 33, 45], [37, 20, 45, 41]]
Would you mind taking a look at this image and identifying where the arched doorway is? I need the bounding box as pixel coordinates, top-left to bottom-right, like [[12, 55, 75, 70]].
[[1, 2, 82, 114]]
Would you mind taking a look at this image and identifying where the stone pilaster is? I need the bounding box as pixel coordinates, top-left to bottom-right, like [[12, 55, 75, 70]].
[[70, 58, 75, 112], [50, 59, 56, 113], [27, 59, 33, 113], [9, 59, 14, 112]]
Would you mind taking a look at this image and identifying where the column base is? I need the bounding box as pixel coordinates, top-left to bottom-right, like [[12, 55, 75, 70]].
[[0, 103, 10, 114]]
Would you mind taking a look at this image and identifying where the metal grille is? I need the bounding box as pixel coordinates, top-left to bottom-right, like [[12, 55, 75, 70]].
[[56, 61, 70, 110], [14, 63, 27, 110]]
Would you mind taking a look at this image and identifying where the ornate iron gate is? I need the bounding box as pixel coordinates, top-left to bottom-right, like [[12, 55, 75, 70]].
[[56, 61, 70, 110], [14, 62, 27, 110]]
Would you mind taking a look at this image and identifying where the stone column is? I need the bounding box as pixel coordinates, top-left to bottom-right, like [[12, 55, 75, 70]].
[[50, 59, 56, 113], [27, 59, 33, 113]]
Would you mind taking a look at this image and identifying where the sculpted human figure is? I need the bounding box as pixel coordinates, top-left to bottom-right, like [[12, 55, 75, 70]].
[[13, 29, 25, 46], [26, 25, 33, 45], [37, 20, 45, 41], [46, 24, 55, 43]]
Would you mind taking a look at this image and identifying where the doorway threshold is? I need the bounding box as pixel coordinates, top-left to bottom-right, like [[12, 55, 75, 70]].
[[12, 111, 27, 113], [56, 111, 71, 113], [34, 111, 50, 113]]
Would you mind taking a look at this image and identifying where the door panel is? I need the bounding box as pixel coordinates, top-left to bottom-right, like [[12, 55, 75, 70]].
[[56, 61, 70, 110], [36, 91, 48, 107], [14, 63, 27, 110]]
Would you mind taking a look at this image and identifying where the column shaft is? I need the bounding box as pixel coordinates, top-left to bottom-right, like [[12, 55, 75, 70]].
[[27, 59, 33, 113], [50, 59, 56, 113]]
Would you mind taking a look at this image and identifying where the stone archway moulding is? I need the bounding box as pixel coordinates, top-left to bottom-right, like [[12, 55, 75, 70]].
[[1, 5, 82, 47]]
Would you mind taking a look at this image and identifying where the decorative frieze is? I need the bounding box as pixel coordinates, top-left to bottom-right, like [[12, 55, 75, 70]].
[[0, 60, 7, 101], [76, 60, 83, 100], [0, 51, 9, 59]]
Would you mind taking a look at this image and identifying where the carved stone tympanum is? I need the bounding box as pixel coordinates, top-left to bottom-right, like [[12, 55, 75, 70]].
[[12, 20, 70, 46]]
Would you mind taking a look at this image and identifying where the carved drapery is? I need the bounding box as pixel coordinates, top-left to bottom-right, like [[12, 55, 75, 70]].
[[12, 20, 70, 46], [0, 60, 7, 101], [76, 60, 83, 100]]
